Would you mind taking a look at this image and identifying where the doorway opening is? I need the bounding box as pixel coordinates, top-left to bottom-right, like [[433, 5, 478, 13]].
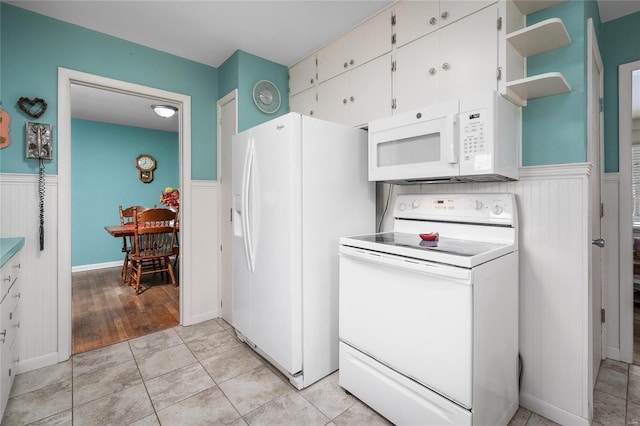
[[58, 68, 192, 360], [619, 61, 640, 365]]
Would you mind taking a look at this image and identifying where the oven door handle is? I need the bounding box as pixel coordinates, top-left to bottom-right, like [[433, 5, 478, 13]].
[[339, 245, 471, 282]]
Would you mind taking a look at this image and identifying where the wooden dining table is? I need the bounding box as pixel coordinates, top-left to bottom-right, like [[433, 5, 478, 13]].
[[104, 222, 180, 238]]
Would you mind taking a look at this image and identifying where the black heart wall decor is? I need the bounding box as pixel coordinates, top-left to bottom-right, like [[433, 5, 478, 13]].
[[17, 97, 47, 119]]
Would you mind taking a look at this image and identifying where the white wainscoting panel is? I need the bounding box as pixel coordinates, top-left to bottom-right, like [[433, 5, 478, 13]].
[[0, 173, 60, 373], [603, 173, 621, 360], [183, 180, 219, 325], [376, 164, 592, 425]]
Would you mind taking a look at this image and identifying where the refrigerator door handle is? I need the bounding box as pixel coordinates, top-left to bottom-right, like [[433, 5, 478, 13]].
[[243, 137, 256, 272]]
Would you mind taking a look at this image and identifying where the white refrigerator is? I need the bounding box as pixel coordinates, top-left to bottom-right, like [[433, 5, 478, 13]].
[[232, 112, 374, 389]]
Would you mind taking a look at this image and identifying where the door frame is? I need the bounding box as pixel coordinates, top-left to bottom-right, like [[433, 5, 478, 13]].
[[57, 67, 192, 361], [217, 89, 238, 323], [619, 60, 640, 363]]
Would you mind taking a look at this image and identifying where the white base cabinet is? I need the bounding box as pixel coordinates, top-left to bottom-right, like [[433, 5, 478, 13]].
[[0, 242, 23, 419]]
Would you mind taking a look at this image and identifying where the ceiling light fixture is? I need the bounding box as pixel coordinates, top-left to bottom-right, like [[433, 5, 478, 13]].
[[151, 104, 178, 118]]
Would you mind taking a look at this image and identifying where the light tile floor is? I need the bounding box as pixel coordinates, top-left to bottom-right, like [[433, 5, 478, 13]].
[[0, 317, 611, 426]]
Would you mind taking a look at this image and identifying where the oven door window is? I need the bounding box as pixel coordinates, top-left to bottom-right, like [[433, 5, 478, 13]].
[[377, 132, 440, 167]]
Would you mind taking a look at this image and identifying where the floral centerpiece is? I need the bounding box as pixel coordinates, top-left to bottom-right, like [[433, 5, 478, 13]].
[[160, 187, 179, 210]]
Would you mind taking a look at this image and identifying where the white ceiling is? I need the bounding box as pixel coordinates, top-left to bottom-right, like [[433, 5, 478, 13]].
[[8, 0, 640, 129]]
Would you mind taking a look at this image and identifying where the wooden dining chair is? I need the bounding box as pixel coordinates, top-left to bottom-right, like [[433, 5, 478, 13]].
[[118, 205, 146, 283], [129, 207, 179, 295]]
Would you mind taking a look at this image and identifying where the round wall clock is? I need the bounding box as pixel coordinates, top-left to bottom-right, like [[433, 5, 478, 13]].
[[253, 80, 281, 114]]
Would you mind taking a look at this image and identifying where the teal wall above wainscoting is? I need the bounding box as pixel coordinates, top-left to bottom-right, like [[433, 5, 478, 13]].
[[521, 0, 601, 167], [601, 10, 640, 173], [71, 119, 178, 267], [0, 4, 217, 180]]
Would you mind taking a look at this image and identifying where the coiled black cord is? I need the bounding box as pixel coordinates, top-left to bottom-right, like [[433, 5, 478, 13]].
[[38, 158, 45, 251]]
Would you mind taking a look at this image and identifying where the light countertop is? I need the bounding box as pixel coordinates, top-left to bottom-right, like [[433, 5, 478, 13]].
[[0, 238, 25, 268]]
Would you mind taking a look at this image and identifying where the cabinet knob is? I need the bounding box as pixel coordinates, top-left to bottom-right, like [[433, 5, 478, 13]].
[[8, 368, 11, 377], [343, 98, 348, 104], [13, 263, 20, 270], [349, 59, 355, 66], [344, 62, 348, 68], [14, 322, 20, 329], [442, 63, 450, 70], [14, 292, 20, 299], [310, 78, 314, 84], [441, 11, 449, 19], [430, 17, 437, 25], [0, 329, 5, 344], [428, 67, 437, 75], [3, 276, 10, 283], [309, 111, 314, 116], [350, 96, 355, 102]]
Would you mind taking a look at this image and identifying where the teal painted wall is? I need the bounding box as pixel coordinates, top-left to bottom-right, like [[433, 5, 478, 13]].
[[218, 51, 240, 101], [0, 4, 218, 180], [236, 50, 289, 131], [521, 0, 590, 166], [71, 119, 178, 266], [217, 50, 289, 130], [601, 11, 640, 173]]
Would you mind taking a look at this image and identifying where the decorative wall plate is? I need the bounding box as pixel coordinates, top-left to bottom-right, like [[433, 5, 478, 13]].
[[0, 109, 11, 149], [253, 80, 281, 114]]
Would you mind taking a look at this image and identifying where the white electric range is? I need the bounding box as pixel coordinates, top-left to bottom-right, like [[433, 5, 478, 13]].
[[339, 193, 519, 426]]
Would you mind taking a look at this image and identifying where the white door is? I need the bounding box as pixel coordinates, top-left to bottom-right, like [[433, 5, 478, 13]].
[[588, 21, 604, 388], [249, 114, 303, 375], [218, 91, 237, 323], [231, 129, 252, 337]]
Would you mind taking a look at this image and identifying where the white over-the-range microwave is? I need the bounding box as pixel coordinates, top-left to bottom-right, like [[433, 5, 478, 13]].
[[368, 91, 520, 184]]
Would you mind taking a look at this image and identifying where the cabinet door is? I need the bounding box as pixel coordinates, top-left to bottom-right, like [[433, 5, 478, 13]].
[[348, 53, 393, 127], [289, 55, 317, 96], [438, 4, 499, 101], [317, 54, 392, 127], [316, 72, 352, 125], [394, 1, 440, 47], [394, 32, 441, 114], [317, 10, 392, 83], [290, 87, 317, 117], [439, 0, 496, 28]]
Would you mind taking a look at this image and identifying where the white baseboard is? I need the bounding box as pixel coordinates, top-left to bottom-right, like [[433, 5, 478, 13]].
[[183, 310, 219, 327], [72, 261, 121, 273], [17, 352, 61, 375], [606, 346, 622, 361], [520, 392, 589, 426]]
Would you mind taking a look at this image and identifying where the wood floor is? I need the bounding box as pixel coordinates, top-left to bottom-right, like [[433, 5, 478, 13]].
[[72, 266, 179, 355]]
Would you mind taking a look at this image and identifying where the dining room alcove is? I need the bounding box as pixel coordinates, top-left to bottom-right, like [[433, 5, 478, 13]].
[[69, 84, 181, 354]]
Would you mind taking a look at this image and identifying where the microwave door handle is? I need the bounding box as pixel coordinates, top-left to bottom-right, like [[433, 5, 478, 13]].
[[445, 114, 458, 164]]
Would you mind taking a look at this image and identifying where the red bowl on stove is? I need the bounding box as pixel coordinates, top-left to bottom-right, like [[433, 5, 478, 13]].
[[419, 232, 439, 241]]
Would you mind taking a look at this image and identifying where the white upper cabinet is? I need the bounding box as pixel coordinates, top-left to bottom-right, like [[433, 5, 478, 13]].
[[289, 55, 317, 96], [394, 0, 496, 47], [290, 86, 317, 117], [317, 53, 392, 127], [316, 10, 392, 83], [394, 4, 499, 113]]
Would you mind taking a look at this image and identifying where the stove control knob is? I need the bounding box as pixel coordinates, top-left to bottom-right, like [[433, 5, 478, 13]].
[[399, 202, 407, 211], [474, 200, 483, 210], [412, 199, 421, 209], [492, 205, 504, 215]]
